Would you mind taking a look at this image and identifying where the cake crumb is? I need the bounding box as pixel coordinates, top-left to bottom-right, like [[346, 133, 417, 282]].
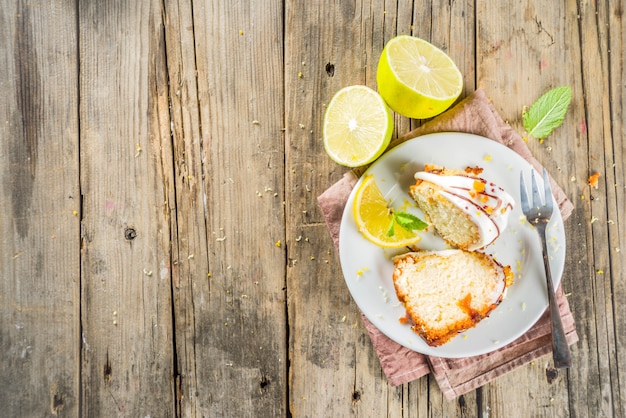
[[588, 172, 601, 188]]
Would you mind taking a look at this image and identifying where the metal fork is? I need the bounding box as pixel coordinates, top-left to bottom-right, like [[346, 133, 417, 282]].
[[520, 168, 572, 368]]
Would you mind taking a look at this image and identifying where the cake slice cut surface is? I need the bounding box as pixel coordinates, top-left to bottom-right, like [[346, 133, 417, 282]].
[[392, 250, 513, 346], [409, 165, 515, 250]]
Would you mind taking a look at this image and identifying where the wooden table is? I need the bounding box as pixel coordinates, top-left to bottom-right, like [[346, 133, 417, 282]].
[[1, 1, 624, 416]]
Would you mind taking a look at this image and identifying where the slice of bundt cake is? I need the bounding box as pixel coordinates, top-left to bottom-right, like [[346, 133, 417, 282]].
[[409, 165, 514, 251], [392, 250, 513, 346]]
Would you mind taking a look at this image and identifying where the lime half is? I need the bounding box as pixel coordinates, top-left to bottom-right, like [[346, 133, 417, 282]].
[[377, 35, 463, 119]]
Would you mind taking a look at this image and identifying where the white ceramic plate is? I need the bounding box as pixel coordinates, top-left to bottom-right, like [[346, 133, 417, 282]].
[[339, 132, 565, 358]]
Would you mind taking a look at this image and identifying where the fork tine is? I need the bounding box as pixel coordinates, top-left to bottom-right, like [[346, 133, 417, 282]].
[[519, 171, 531, 214], [530, 169, 543, 208], [542, 168, 554, 212]]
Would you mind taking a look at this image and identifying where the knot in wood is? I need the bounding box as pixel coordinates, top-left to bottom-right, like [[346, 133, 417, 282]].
[[325, 62, 335, 77], [124, 227, 137, 241]]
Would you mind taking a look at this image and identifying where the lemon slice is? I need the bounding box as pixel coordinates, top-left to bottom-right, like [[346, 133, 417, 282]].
[[377, 35, 463, 119], [353, 174, 421, 248], [323, 85, 393, 167]]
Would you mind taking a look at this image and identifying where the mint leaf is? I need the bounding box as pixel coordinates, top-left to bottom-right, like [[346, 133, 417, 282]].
[[386, 218, 395, 237], [386, 211, 427, 237], [393, 212, 428, 232], [523, 86, 572, 139]]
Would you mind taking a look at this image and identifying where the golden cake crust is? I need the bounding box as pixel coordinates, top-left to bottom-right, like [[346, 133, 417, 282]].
[[392, 250, 513, 346]]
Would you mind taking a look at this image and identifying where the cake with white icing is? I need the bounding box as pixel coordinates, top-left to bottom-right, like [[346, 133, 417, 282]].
[[409, 165, 514, 251]]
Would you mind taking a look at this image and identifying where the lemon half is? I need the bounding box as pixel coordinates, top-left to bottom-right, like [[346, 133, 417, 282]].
[[353, 174, 421, 248]]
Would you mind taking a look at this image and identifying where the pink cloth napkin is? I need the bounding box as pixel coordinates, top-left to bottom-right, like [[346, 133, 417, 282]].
[[317, 88, 578, 400]]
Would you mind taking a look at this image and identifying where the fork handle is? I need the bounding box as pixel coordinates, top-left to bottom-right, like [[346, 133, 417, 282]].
[[537, 223, 572, 368]]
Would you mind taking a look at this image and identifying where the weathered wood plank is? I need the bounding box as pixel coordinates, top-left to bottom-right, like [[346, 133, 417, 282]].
[[606, 3, 626, 417], [567, 1, 619, 417], [78, 2, 176, 415], [379, 2, 429, 414], [476, 2, 578, 416], [287, 1, 483, 416], [0, 1, 80, 415], [159, 2, 208, 415], [285, 1, 393, 415], [476, 0, 619, 416], [413, 1, 481, 412], [165, 0, 288, 415], [1, 0, 623, 416], [571, 1, 626, 417]]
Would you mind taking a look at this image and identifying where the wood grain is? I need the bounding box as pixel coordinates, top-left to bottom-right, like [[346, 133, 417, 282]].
[[170, 0, 288, 416], [285, 1, 389, 415], [476, 1, 608, 416], [606, 3, 626, 417], [78, 1, 175, 415], [572, 1, 625, 417], [0, 0, 624, 416], [0, 1, 80, 415]]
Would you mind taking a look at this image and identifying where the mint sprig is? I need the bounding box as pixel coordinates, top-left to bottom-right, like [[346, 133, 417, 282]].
[[523, 86, 572, 139], [386, 211, 428, 237]]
